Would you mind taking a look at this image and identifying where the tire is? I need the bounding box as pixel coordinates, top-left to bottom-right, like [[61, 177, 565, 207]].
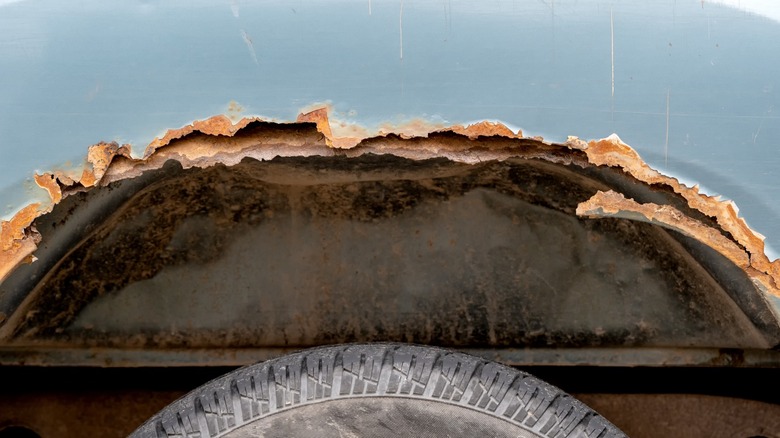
[[130, 343, 627, 438]]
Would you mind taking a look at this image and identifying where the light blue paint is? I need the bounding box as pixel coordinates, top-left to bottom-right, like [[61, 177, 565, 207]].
[[1, 0, 779, 264]]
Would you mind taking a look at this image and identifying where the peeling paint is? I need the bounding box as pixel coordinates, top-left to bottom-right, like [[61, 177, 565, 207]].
[[144, 115, 258, 157], [583, 135, 780, 296], [576, 190, 780, 317], [4, 0, 780, 262], [0, 203, 41, 283], [577, 190, 749, 270], [0, 107, 778, 309]]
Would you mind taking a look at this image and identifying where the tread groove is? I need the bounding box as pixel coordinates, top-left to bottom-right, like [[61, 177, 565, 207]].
[[131, 344, 626, 438]]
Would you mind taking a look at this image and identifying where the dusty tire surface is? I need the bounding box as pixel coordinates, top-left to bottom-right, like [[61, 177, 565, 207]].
[[130, 343, 626, 437]]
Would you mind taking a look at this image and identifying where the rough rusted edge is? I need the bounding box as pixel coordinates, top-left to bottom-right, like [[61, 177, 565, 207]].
[[577, 190, 751, 270], [144, 115, 259, 157], [0, 109, 777, 301], [0, 203, 42, 283], [440, 120, 522, 139], [583, 135, 780, 297]]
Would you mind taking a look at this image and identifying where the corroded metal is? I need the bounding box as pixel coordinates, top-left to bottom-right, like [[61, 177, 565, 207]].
[[0, 121, 778, 366]]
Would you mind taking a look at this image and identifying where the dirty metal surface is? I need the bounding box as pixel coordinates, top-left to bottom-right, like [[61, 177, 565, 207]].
[[2, 347, 780, 369], [4, 111, 779, 318], [1, 6, 779, 435], [1, 0, 779, 368], [0, 141, 777, 366]]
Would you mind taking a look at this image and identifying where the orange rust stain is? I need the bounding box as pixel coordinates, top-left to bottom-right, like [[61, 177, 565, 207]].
[[377, 119, 447, 138], [585, 135, 780, 297], [226, 100, 245, 122], [35, 142, 134, 192], [191, 116, 239, 137], [145, 115, 259, 157], [296, 108, 334, 146], [329, 120, 371, 149], [445, 121, 522, 139], [0, 203, 41, 282], [146, 126, 195, 155], [1, 203, 41, 251], [0, 236, 38, 283], [54, 173, 75, 186], [79, 169, 97, 188], [331, 120, 371, 139], [86, 142, 121, 183], [330, 137, 363, 148], [33, 174, 62, 205], [577, 190, 750, 271]]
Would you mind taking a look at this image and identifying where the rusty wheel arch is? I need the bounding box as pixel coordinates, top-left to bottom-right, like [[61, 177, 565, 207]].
[[1, 108, 779, 367]]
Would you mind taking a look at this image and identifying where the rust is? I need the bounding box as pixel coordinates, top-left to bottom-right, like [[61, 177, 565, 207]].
[[0, 203, 42, 283], [296, 107, 335, 146], [86, 142, 132, 184], [78, 168, 97, 188], [443, 121, 522, 139], [226, 100, 245, 122], [1, 204, 40, 252], [583, 135, 780, 297], [11, 157, 762, 348], [144, 115, 260, 157], [376, 119, 447, 139], [32, 174, 61, 205], [0, 107, 778, 301], [576, 190, 750, 270]]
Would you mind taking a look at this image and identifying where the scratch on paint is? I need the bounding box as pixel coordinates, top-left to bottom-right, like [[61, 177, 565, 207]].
[[446, 0, 452, 38], [241, 29, 259, 65], [753, 105, 773, 144], [369, 0, 372, 15], [400, 0, 404, 60], [610, 8, 615, 97], [665, 89, 670, 166], [85, 82, 102, 102]]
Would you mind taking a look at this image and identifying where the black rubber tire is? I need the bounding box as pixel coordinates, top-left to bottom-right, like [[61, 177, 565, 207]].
[[130, 344, 627, 438]]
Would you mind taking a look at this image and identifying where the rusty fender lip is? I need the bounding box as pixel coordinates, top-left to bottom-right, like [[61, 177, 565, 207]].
[[1, 106, 779, 313]]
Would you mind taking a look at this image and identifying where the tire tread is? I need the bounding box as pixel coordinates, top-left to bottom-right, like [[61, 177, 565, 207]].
[[131, 344, 626, 438]]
